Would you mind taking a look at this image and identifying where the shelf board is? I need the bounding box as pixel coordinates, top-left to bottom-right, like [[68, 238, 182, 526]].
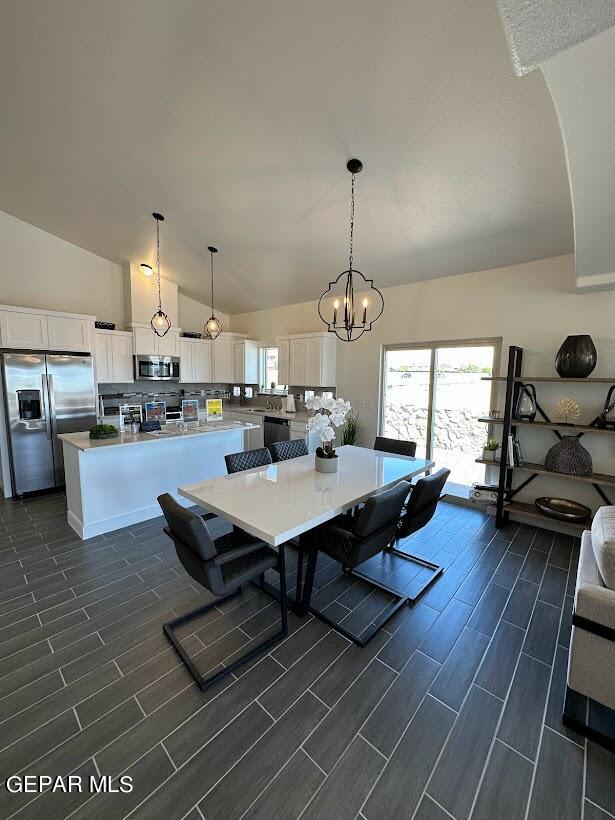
[[481, 376, 615, 383], [491, 501, 591, 534], [475, 458, 615, 488], [477, 417, 615, 436]]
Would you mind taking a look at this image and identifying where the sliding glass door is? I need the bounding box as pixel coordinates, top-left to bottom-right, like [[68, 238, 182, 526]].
[[381, 339, 500, 495]]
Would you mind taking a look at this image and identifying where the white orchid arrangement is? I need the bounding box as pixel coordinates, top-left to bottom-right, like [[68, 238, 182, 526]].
[[305, 395, 352, 459]]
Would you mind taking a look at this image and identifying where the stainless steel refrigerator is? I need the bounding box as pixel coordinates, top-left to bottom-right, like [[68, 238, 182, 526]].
[[1, 352, 97, 495]]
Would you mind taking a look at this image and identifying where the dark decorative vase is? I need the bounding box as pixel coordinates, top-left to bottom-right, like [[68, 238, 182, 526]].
[[545, 435, 593, 476], [555, 335, 597, 378]]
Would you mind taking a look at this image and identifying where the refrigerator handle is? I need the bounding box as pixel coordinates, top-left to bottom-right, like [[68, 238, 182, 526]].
[[47, 374, 56, 437], [42, 374, 52, 440]]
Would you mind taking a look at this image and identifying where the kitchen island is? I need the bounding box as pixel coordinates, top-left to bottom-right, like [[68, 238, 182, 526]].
[[59, 421, 260, 539]]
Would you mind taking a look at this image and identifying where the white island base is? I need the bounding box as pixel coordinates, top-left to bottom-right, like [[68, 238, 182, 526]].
[[59, 423, 257, 539]]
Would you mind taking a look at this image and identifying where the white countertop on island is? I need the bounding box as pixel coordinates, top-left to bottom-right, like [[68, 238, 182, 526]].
[[59, 420, 260, 452]]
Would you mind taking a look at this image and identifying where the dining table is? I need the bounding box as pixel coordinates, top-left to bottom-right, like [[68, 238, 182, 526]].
[[177, 444, 435, 615]]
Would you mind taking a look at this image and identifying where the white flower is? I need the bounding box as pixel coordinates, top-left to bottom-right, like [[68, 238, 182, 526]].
[[307, 413, 330, 431], [322, 396, 337, 411], [329, 411, 347, 427], [319, 426, 335, 443], [308, 395, 324, 411]]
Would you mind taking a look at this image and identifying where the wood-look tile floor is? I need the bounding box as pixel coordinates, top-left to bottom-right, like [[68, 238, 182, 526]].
[[1, 493, 614, 820]]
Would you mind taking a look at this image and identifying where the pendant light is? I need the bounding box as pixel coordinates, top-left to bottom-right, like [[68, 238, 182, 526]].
[[318, 159, 384, 342], [149, 212, 171, 337], [204, 245, 223, 340]]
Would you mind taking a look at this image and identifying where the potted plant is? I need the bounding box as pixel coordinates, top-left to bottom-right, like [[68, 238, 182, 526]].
[[482, 438, 499, 462], [305, 395, 352, 473], [342, 411, 361, 446], [89, 423, 118, 440]]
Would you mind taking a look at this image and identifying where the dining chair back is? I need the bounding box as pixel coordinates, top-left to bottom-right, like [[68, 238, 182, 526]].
[[225, 447, 272, 474], [374, 435, 417, 457], [398, 467, 451, 537], [269, 439, 309, 463]]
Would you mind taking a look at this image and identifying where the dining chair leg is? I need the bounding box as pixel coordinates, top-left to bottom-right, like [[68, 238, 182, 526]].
[[300, 546, 319, 615]]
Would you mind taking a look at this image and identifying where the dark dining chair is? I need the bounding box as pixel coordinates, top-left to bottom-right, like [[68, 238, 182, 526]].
[[374, 435, 450, 603], [269, 439, 308, 463], [374, 435, 417, 457], [225, 447, 272, 474], [157, 493, 288, 691], [299, 480, 412, 646]]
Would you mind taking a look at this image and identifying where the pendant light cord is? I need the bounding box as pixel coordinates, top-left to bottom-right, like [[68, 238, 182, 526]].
[[155, 217, 162, 311], [348, 172, 355, 274], [210, 250, 215, 315]]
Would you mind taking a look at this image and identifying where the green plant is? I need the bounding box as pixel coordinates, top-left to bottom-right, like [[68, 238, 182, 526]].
[[89, 423, 118, 439], [342, 411, 361, 446], [485, 439, 499, 451]]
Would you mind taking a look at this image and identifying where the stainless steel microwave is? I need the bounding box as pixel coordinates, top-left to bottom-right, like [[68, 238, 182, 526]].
[[134, 355, 180, 381]]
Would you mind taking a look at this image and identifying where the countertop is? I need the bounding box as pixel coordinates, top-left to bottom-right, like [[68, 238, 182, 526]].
[[59, 420, 260, 452]]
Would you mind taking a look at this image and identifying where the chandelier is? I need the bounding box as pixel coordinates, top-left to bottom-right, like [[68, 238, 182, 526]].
[[149, 212, 171, 337], [318, 159, 384, 342]]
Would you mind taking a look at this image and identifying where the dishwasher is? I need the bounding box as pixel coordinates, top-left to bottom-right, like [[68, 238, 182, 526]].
[[263, 416, 290, 448]]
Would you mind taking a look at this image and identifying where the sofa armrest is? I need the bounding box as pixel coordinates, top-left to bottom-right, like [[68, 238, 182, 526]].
[[575, 582, 615, 633]]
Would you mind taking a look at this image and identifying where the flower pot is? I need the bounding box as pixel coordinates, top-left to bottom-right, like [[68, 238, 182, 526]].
[[315, 454, 338, 473], [544, 435, 592, 476], [555, 335, 597, 378], [482, 449, 495, 462]]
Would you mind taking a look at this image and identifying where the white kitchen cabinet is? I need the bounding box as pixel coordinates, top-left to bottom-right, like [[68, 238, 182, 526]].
[[212, 332, 247, 383], [95, 330, 134, 384], [289, 339, 306, 386], [230, 411, 264, 450], [0, 310, 49, 349], [0, 307, 96, 352], [280, 333, 336, 388], [180, 338, 212, 384], [233, 340, 259, 384], [132, 324, 180, 357], [278, 339, 290, 385], [47, 315, 94, 352]]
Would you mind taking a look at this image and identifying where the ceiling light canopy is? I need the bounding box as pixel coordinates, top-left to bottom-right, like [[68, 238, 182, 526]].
[[204, 245, 223, 340], [318, 159, 384, 342], [149, 212, 171, 337]]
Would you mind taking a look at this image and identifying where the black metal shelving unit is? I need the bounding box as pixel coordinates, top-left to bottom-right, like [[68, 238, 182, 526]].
[[478, 345, 615, 533]]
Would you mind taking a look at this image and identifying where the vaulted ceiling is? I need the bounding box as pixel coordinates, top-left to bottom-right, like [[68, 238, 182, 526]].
[[0, 0, 573, 314]]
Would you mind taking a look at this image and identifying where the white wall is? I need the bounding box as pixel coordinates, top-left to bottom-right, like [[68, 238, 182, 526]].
[[232, 253, 615, 513], [0, 209, 125, 325], [178, 292, 230, 335]]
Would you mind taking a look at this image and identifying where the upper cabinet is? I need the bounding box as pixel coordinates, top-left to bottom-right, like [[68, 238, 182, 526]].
[[180, 337, 212, 384], [278, 338, 290, 385], [0, 306, 94, 352], [211, 332, 246, 383], [279, 332, 336, 387], [233, 339, 259, 384], [132, 324, 180, 357], [95, 330, 134, 384]]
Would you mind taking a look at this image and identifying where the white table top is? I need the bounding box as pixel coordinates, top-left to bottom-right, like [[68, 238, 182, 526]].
[[178, 445, 435, 546]]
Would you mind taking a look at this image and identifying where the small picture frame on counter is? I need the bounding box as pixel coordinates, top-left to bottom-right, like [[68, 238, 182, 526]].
[[206, 398, 223, 422], [145, 401, 167, 426], [181, 399, 199, 424], [119, 404, 142, 430]]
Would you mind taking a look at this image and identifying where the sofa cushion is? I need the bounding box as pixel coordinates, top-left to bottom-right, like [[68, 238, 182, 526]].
[[591, 506, 615, 590]]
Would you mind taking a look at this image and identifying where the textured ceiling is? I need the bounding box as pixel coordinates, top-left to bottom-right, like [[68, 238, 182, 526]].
[[0, 0, 573, 314]]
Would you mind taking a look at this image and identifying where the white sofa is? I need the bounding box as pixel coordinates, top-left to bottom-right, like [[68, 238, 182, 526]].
[[565, 506, 615, 750]]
